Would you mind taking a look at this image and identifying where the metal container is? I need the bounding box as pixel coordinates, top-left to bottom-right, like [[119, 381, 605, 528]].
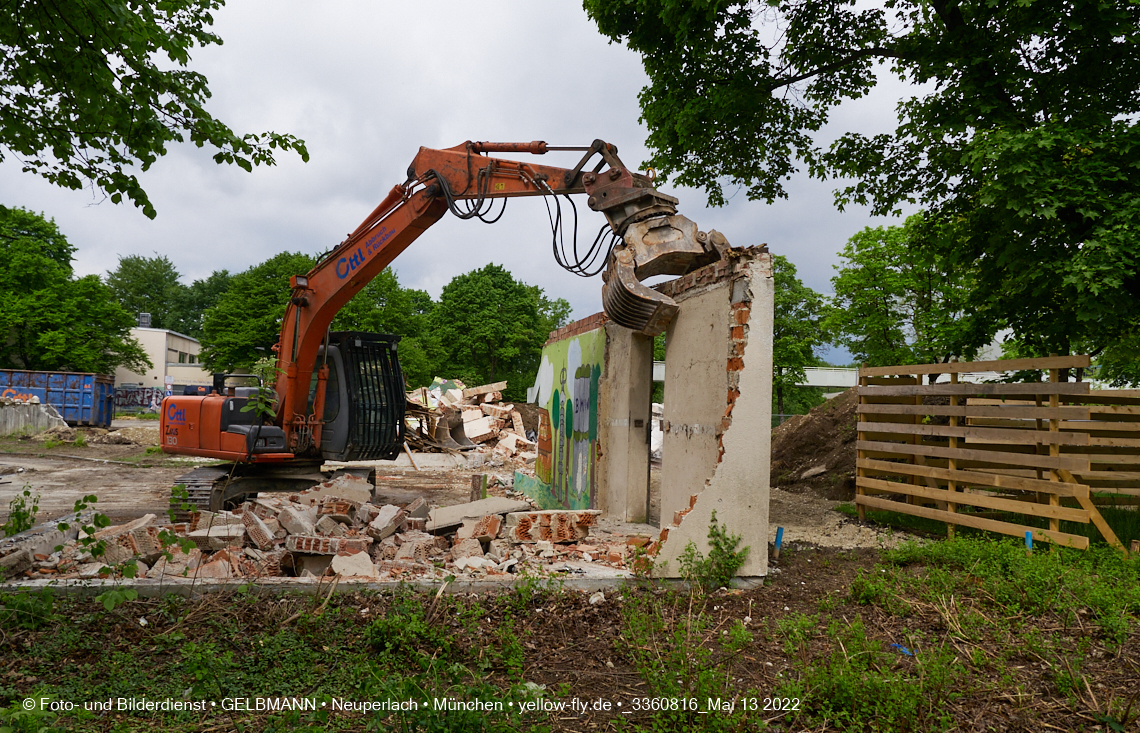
[[0, 370, 115, 427]]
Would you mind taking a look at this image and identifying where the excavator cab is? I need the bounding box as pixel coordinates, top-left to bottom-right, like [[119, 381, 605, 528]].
[[311, 331, 405, 462]]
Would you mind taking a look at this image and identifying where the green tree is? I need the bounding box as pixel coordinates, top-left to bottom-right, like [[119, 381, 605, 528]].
[[167, 270, 234, 338], [332, 268, 436, 387], [825, 214, 979, 375], [105, 254, 185, 330], [0, 0, 308, 218], [772, 255, 826, 417], [586, 1, 1140, 368], [0, 206, 150, 373], [199, 252, 315, 371], [431, 264, 570, 401]]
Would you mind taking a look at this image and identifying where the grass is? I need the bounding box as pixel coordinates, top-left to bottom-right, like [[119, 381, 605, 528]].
[[837, 497, 1140, 548], [0, 536, 1136, 732], [113, 412, 160, 420]]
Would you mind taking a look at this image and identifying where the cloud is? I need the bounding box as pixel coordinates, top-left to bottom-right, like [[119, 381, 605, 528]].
[[0, 0, 916, 336]]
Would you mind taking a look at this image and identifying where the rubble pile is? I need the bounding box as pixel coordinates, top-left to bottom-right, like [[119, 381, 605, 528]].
[[1, 474, 646, 583], [405, 378, 537, 461]]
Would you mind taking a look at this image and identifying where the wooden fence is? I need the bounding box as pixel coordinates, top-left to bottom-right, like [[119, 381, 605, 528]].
[[855, 355, 1136, 551]]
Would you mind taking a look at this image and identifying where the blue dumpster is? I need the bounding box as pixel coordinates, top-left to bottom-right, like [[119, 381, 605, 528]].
[[0, 370, 115, 427]]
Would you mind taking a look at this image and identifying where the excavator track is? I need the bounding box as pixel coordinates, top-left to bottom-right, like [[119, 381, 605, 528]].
[[172, 465, 234, 516], [171, 461, 358, 516]]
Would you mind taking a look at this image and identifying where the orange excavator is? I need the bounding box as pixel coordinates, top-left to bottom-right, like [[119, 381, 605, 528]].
[[162, 140, 733, 510]]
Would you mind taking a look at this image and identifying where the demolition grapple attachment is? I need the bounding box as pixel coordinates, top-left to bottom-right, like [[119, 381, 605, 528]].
[[578, 147, 732, 336]]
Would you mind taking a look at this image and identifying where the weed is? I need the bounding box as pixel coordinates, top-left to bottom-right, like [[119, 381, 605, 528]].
[[677, 510, 749, 592], [41, 438, 59, 450], [0, 588, 55, 630], [71, 433, 86, 448], [618, 590, 758, 730], [144, 445, 163, 455], [775, 617, 963, 731], [2, 486, 39, 537]]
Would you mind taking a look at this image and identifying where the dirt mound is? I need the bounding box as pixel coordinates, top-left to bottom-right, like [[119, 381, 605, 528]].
[[771, 387, 858, 500], [33, 425, 76, 442]]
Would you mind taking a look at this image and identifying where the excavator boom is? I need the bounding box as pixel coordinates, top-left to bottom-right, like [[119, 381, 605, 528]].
[[162, 139, 733, 495]]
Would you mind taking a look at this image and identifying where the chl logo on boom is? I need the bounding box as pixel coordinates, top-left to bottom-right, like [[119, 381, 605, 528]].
[[166, 402, 186, 424]]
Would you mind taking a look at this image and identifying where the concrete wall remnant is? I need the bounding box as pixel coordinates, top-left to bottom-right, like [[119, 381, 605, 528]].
[[523, 320, 606, 510], [652, 248, 773, 578], [0, 403, 67, 436]]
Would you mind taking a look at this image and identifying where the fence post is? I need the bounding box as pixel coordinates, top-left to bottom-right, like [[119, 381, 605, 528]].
[[856, 364, 868, 522], [1048, 356, 1061, 537], [947, 371, 959, 538]]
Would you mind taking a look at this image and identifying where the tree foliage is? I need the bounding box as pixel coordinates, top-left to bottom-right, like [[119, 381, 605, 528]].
[[105, 254, 183, 330], [430, 264, 570, 401], [772, 254, 826, 415], [198, 255, 570, 398], [0, 206, 150, 373], [199, 251, 314, 371], [0, 0, 308, 218], [332, 268, 436, 388], [168, 269, 233, 338], [826, 213, 978, 372], [586, 0, 1140, 366]]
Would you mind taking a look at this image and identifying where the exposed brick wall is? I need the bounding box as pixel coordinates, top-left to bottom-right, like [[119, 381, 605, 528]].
[[720, 300, 751, 463], [545, 311, 608, 345]]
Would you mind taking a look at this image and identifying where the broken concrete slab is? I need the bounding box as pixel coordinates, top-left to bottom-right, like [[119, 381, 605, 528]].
[[451, 538, 484, 560], [193, 558, 233, 578], [297, 474, 372, 505], [426, 497, 531, 532], [277, 506, 316, 536], [504, 510, 601, 543], [462, 381, 508, 400], [405, 497, 429, 519], [93, 514, 156, 542], [330, 551, 376, 578], [315, 515, 346, 537], [366, 505, 406, 540], [187, 525, 246, 552], [463, 416, 496, 443], [454, 555, 497, 572]]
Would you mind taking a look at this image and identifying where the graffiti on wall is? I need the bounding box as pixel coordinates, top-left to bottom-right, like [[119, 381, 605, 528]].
[[526, 328, 604, 510], [115, 387, 165, 410]]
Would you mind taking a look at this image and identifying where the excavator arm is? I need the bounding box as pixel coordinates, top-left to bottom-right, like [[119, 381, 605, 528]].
[[274, 139, 730, 454]]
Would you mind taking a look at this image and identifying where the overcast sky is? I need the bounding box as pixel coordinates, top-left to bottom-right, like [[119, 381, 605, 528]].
[[0, 1, 915, 363]]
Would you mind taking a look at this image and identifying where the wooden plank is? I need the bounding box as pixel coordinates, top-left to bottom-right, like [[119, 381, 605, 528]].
[[857, 440, 1091, 471], [861, 383, 1091, 397], [970, 398, 1140, 413], [858, 403, 1091, 420], [856, 494, 1091, 549], [856, 476, 1090, 523], [859, 355, 1090, 377], [1085, 454, 1140, 466], [856, 368, 869, 522], [1059, 468, 1124, 550], [1063, 394, 1140, 407], [969, 418, 1140, 433], [1089, 436, 1140, 448], [858, 421, 1090, 446], [857, 457, 1091, 497]]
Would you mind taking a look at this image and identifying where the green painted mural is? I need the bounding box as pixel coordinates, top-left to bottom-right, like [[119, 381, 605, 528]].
[[523, 327, 605, 510]]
